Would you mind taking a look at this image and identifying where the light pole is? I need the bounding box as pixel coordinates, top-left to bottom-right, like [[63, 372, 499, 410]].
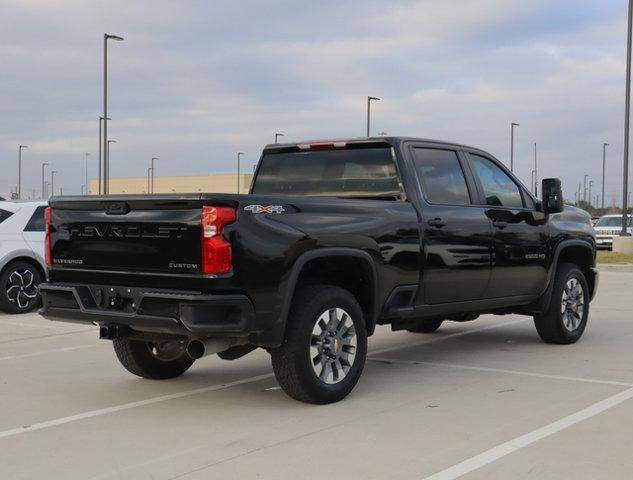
[[18, 145, 28, 199], [51, 171, 57, 198], [147, 167, 152, 194], [274, 133, 284, 144], [41, 162, 49, 200], [366, 96, 380, 137], [98, 116, 111, 195], [103, 33, 124, 195], [583, 174, 589, 202], [623, 0, 633, 234], [237, 152, 244, 194], [84, 153, 90, 195], [601, 143, 609, 209], [533, 142, 538, 196], [588, 180, 594, 207], [106, 140, 116, 193], [510, 123, 519, 172], [151, 157, 158, 193]]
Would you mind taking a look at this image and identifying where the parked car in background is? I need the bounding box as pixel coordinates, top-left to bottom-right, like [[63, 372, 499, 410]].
[[0, 201, 48, 313], [594, 214, 633, 250]]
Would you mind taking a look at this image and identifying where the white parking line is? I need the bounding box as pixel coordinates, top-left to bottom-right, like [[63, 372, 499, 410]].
[[422, 387, 633, 480], [0, 345, 94, 362], [0, 373, 275, 440], [0, 317, 529, 440], [369, 357, 633, 387]]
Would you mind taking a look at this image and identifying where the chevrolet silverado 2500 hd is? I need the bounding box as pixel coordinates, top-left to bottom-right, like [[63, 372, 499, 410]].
[[39, 137, 598, 404]]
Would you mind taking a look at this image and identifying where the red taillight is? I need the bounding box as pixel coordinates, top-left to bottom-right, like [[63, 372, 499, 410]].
[[44, 207, 52, 267], [201, 206, 236, 274]]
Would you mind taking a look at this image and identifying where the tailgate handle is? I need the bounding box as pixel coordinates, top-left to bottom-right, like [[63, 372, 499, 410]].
[[104, 202, 130, 215]]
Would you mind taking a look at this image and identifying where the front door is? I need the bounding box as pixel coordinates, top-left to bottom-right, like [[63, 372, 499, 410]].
[[409, 146, 493, 305], [467, 152, 548, 298]]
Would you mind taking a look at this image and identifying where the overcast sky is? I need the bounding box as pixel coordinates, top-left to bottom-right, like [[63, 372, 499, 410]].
[[0, 0, 630, 203]]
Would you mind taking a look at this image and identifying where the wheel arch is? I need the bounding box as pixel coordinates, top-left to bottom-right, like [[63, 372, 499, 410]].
[[536, 240, 596, 312], [0, 255, 46, 281], [278, 248, 379, 338]]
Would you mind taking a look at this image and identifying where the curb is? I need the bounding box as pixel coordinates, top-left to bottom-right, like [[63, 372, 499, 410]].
[[597, 264, 633, 272]]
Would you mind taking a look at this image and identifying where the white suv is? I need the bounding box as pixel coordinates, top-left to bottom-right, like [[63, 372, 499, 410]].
[[0, 201, 48, 313], [593, 214, 633, 250]]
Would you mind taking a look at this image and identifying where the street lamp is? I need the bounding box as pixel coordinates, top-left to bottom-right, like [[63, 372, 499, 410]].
[[583, 174, 589, 203], [237, 152, 244, 194], [98, 116, 111, 195], [588, 180, 594, 207], [147, 167, 152, 194], [51, 171, 58, 198], [103, 33, 124, 195], [533, 143, 538, 196], [151, 157, 158, 193], [106, 140, 116, 193], [623, 0, 633, 234], [84, 153, 90, 195], [510, 123, 519, 172], [367, 96, 380, 137], [18, 145, 28, 200], [602, 143, 609, 209], [41, 162, 49, 200], [274, 133, 284, 144]]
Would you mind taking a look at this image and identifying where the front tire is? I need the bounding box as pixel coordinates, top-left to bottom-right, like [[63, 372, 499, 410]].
[[534, 263, 589, 344], [0, 261, 43, 314], [113, 338, 195, 379], [271, 285, 368, 404]]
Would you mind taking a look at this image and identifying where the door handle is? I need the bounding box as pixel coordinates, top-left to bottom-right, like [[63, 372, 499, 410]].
[[428, 218, 446, 228], [492, 220, 508, 229]]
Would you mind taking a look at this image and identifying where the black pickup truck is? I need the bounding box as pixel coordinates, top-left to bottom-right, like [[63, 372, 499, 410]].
[[40, 137, 598, 404]]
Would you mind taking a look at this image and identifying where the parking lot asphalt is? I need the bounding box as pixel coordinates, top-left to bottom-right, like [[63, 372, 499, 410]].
[[1, 270, 632, 480]]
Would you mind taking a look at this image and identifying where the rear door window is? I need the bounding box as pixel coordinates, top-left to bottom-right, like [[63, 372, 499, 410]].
[[411, 148, 471, 205], [24, 206, 47, 232], [0, 209, 14, 224]]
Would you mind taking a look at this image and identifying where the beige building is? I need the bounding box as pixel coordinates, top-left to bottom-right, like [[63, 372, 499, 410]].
[[89, 173, 254, 195]]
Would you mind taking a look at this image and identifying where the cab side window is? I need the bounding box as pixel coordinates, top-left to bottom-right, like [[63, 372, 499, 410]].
[[0, 209, 14, 224], [412, 148, 471, 205], [469, 154, 524, 209]]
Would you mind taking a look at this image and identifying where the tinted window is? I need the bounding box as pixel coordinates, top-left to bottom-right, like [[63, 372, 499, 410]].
[[412, 148, 471, 205], [469, 154, 524, 208], [252, 147, 402, 198], [0, 209, 14, 224], [24, 206, 47, 232]]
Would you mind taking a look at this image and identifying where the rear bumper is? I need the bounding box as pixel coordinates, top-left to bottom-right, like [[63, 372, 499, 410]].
[[39, 282, 255, 338]]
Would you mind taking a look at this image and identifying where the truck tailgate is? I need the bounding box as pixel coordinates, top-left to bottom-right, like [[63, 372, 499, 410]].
[[49, 196, 205, 274]]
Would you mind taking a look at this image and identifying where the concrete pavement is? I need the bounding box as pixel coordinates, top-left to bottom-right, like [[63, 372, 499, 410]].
[[0, 271, 631, 479]]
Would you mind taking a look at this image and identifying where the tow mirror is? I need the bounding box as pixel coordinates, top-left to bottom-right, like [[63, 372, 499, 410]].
[[542, 178, 563, 214]]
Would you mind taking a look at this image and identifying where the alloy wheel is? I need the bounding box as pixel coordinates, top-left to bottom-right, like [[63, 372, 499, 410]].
[[310, 308, 357, 385], [6, 269, 39, 310], [561, 277, 585, 332]]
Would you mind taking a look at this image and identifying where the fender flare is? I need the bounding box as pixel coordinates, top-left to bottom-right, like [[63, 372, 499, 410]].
[[276, 247, 379, 336], [538, 239, 595, 311]]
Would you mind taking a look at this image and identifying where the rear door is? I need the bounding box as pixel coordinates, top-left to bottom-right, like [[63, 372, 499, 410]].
[[409, 145, 493, 304], [466, 152, 548, 298]]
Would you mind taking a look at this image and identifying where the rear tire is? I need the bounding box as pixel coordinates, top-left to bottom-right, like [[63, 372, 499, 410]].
[[0, 261, 43, 314], [113, 338, 195, 379], [534, 263, 589, 344], [405, 318, 444, 333], [271, 285, 367, 404]]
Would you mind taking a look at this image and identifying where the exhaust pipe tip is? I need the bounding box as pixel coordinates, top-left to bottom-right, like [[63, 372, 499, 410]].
[[186, 338, 239, 360], [186, 340, 206, 360]]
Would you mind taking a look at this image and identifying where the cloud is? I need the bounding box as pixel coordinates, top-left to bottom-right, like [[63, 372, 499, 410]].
[[0, 0, 629, 203]]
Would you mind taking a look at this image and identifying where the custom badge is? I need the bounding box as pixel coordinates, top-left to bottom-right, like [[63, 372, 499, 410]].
[[244, 205, 285, 214]]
